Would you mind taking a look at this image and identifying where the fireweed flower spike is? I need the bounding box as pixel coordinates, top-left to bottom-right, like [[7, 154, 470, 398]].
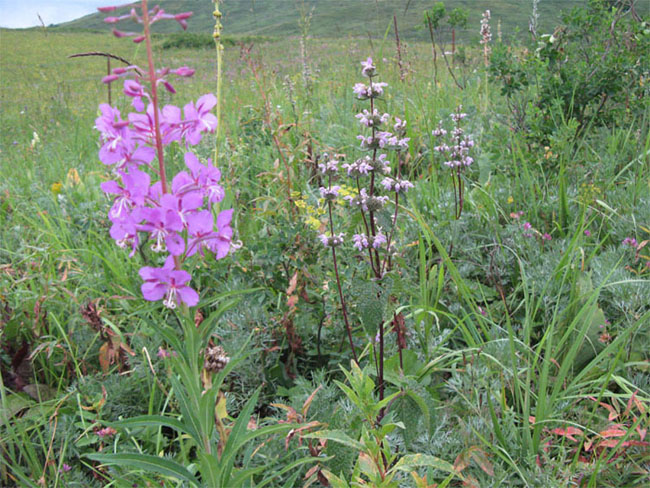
[[95, 2, 233, 308]]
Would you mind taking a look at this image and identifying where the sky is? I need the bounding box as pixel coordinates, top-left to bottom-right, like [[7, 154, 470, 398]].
[[0, 1, 133, 29]]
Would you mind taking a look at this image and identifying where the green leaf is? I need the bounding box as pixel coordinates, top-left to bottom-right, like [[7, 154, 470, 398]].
[[303, 429, 365, 451], [105, 415, 189, 436], [86, 453, 199, 486], [391, 454, 458, 477]]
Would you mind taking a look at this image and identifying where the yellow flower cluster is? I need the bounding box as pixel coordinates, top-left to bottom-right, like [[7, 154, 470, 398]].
[[292, 184, 359, 231]]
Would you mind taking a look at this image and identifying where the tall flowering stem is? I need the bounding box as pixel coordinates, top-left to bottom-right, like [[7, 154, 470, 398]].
[[480, 10, 492, 112], [432, 106, 475, 219], [212, 0, 223, 164], [141, 0, 167, 194], [96, 3, 230, 308], [320, 58, 412, 418]]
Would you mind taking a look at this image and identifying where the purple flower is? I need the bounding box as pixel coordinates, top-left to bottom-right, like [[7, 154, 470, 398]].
[[584, 230, 591, 237], [622, 237, 638, 248], [140, 207, 185, 255], [139, 259, 199, 308], [319, 186, 340, 201], [60, 463, 72, 473], [542, 233, 552, 241], [318, 157, 339, 175], [360, 57, 376, 77], [356, 109, 389, 128], [372, 232, 387, 249], [381, 177, 413, 193], [353, 233, 369, 251], [183, 94, 218, 145], [123, 79, 147, 111], [319, 233, 344, 248], [523, 222, 532, 231], [101, 168, 151, 220]]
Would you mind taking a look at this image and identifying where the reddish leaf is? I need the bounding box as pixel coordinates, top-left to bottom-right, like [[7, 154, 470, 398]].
[[551, 427, 583, 442], [599, 427, 626, 438]]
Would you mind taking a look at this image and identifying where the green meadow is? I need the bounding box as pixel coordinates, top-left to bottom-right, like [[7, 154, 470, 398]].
[[1, 1, 649, 486]]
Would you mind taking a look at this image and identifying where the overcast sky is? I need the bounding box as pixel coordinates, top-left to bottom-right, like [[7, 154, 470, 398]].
[[0, 1, 132, 29]]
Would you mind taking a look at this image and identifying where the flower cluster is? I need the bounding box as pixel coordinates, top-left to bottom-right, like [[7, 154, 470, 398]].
[[318, 57, 412, 268], [432, 106, 475, 169], [432, 106, 476, 219], [480, 10, 492, 66], [95, 4, 233, 308]]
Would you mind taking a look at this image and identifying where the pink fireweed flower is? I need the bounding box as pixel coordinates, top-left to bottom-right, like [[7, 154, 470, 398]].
[[109, 208, 140, 256], [139, 259, 199, 308], [172, 66, 195, 77], [185, 209, 233, 259], [183, 94, 218, 145], [100, 167, 150, 219], [123, 79, 147, 111], [139, 207, 185, 255]]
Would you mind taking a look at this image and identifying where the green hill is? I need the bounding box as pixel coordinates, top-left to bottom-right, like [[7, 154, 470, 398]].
[[55, 0, 648, 42]]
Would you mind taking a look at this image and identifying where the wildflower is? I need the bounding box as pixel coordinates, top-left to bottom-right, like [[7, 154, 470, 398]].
[[318, 157, 339, 175], [51, 182, 63, 194], [356, 109, 390, 128], [139, 258, 199, 308], [381, 177, 414, 193], [507, 196, 514, 204], [372, 232, 387, 249], [542, 233, 552, 241], [584, 230, 591, 237], [622, 237, 638, 248], [360, 57, 376, 77], [95, 426, 117, 438], [523, 222, 532, 230], [319, 233, 344, 248], [157, 347, 171, 358], [353, 233, 369, 251], [60, 464, 72, 473], [319, 185, 340, 201]]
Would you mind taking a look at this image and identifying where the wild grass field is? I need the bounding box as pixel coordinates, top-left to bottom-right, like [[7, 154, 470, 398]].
[[1, 1, 649, 487]]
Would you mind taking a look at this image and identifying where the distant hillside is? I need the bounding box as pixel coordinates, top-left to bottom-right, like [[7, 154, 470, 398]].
[[55, 0, 649, 42]]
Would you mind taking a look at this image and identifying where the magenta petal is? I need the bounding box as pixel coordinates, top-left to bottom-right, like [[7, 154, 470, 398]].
[[197, 94, 217, 112], [142, 282, 167, 301], [217, 209, 233, 229], [178, 286, 199, 306], [100, 180, 121, 194], [213, 238, 230, 259], [166, 232, 185, 256]]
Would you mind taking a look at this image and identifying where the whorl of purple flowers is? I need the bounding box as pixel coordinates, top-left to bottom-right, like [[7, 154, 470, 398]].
[[432, 106, 475, 169], [318, 57, 412, 257], [95, 4, 232, 308]]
